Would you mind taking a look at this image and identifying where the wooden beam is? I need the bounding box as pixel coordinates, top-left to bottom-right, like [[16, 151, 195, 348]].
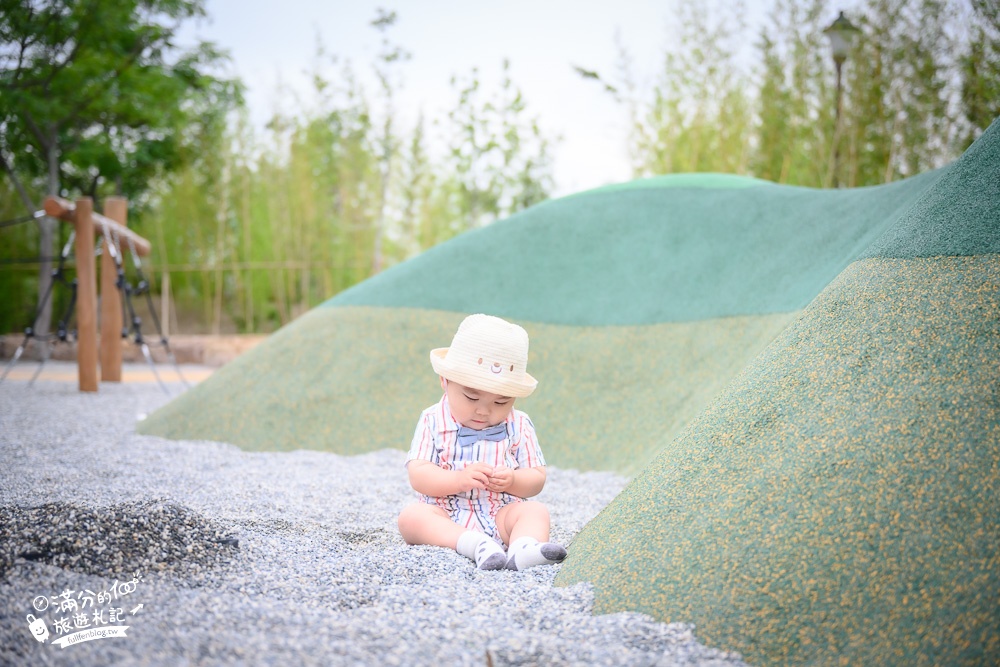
[[74, 198, 99, 392], [101, 197, 127, 383], [44, 195, 151, 256]]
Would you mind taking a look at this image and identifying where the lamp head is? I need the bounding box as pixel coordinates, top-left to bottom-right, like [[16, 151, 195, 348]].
[[823, 11, 861, 64]]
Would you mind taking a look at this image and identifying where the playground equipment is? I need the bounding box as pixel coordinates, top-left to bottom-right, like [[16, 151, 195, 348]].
[[1, 196, 185, 392]]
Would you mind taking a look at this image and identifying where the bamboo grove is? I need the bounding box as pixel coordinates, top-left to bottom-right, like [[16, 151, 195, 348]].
[[1, 0, 997, 335]]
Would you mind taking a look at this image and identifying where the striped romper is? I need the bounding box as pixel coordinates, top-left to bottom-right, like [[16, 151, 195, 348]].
[[406, 394, 546, 544]]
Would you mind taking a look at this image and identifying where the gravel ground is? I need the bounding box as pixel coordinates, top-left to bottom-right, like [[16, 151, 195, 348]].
[[0, 368, 746, 666]]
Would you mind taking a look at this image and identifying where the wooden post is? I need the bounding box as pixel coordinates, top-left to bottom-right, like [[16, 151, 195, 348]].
[[42, 194, 152, 393], [101, 197, 127, 382], [161, 272, 170, 339], [74, 198, 98, 392]]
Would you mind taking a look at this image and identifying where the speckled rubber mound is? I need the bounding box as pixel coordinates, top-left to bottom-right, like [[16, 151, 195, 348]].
[[555, 119, 1000, 665], [138, 307, 794, 475]]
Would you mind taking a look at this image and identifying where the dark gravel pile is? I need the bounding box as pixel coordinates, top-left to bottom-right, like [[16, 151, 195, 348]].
[[0, 499, 238, 580]]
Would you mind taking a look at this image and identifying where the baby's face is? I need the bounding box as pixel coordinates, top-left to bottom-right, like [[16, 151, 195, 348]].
[[442, 379, 515, 429]]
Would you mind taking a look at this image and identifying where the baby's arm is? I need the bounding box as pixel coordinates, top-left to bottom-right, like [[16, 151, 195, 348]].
[[407, 460, 495, 497], [486, 466, 546, 498]]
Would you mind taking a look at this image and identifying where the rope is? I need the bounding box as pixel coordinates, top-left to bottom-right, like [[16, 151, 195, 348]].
[[0, 255, 68, 266], [115, 233, 188, 392], [0, 230, 78, 386], [0, 210, 44, 229], [0, 216, 75, 266], [111, 228, 129, 341]]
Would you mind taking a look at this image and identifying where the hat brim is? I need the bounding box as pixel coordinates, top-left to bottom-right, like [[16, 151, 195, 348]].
[[430, 347, 537, 398]]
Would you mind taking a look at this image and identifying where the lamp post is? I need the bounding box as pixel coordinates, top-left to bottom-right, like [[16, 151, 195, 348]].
[[823, 10, 861, 188]]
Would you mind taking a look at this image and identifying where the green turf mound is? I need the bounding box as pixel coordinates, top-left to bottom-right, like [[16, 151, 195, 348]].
[[138, 306, 794, 474], [579, 172, 773, 194], [555, 122, 1000, 663], [327, 170, 943, 326], [864, 120, 1000, 259], [555, 255, 1000, 665]]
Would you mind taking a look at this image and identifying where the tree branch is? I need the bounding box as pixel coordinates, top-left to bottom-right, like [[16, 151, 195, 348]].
[[6, 6, 81, 92], [0, 148, 39, 215], [20, 108, 51, 153]]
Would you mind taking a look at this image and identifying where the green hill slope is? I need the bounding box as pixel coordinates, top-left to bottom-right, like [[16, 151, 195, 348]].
[[327, 171, 941, 326], [555, 120, 1000, 665]]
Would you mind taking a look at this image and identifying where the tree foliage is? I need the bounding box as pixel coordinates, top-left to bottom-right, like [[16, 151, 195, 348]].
[[960, 0, 1000, 145], [587, 0, 997, 188], [1, 0, 240, 197], [620, 0, 753, 175], [0, 0, 241, 333], [441, 60, 553, 231], [752, 0, 835, 185]]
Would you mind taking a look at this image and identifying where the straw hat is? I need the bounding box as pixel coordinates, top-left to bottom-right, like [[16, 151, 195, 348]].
[[430, 314, 537, 397]]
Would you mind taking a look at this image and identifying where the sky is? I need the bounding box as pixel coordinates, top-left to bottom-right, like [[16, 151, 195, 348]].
[[176, 0, 857, 196]]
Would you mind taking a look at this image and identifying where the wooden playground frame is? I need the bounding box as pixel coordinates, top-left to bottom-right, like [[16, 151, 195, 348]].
[[42, 195, 151, 392]]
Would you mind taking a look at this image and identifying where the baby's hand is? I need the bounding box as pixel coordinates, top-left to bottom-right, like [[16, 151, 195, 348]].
[[456, 463, 493, 493], [486, 466, 515, 493]]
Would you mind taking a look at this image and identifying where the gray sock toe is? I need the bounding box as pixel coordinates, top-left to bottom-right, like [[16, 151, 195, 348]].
[[540, 543, 567, 562], [478, 551, 507, 571]]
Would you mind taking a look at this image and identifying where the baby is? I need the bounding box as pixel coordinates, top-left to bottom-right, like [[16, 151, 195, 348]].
[[397, 314, 567, 570]]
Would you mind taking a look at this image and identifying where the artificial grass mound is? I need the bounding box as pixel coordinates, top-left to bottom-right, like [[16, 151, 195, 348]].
[[863, 117, 1000, 260], [555, 121, 1000, 664], [137, 306, 794, 475], [326, 170, 943, 326], [555, 255, 1000, 665], [579, 172, 772, 194]]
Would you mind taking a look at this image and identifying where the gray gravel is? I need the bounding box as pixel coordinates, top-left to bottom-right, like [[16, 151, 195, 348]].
[[0, 365, 747, 666]]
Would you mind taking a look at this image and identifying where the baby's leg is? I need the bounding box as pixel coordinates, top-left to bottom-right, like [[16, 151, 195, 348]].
[[496, 500, 550, 544], [397, 503, 464, 548], [397, 503, 464, 549], [495, 501, 567, 570], [397, 503, 506, 570]]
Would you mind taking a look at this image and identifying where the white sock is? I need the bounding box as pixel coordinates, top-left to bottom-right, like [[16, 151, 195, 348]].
[[503, 536, 567, 571], [456, 531, 507, 570]]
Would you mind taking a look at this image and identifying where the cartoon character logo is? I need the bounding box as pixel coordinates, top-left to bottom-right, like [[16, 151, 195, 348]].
[[478, 358, 515, 375], [26, 614, 49, 643]]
